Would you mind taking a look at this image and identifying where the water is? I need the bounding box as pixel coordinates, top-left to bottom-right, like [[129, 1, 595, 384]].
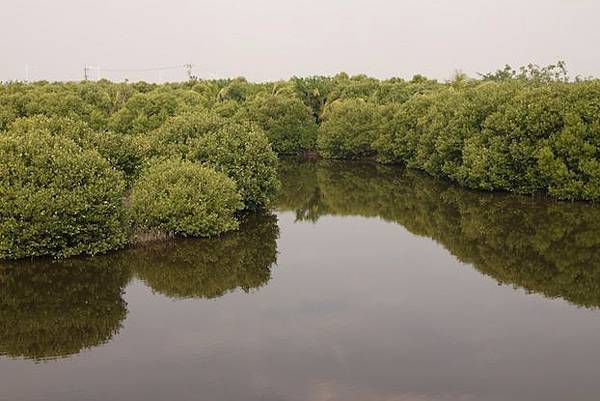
[[1, 159, 600, 401]]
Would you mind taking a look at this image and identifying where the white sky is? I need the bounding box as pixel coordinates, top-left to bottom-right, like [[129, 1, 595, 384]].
[[1, 0, 599, 82]]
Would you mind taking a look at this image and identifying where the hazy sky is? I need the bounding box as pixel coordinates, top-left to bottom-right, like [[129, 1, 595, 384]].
[[2, 0, 599, 82]]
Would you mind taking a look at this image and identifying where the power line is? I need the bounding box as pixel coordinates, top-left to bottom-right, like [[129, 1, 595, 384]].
[[184, 63, 193, 80], [97, 64, 189, 72], [81, 64, 195, 81], [16, 63, 197, 82]]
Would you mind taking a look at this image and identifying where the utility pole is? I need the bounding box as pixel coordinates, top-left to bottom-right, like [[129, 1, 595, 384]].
[[84, 66, 90, 81], [184, 63, 194, 80]]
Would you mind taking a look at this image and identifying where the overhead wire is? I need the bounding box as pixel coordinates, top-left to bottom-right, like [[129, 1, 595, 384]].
[[96, 65, 189, 72]]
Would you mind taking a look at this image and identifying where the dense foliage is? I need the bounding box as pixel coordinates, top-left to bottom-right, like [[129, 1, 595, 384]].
[[318, 99, 385, 159], [108, 88, 206, 134], [0, 62, 598, 259], [141, 110, 280, 209], [130, 159, 243, 237], [239, 94, 317, 154], [6, 115, 144, 182], [374, 80, 600, 200], [0, 130, 128, 259]]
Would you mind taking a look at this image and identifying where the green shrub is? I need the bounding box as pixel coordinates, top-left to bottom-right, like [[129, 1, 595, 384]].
[[535, 81, 600, 200], [212, 99, 243, 118], [290, 76, 334, 121], [138, 110, 225, 159], [0, 131, 128, 259], [216, 78, 250, 102], [108, 89, 204, 134], [372, 78, 442, 104], [6, 114, 95, 141], [0, 82, 115, 131], [460, 84, 567, 193], [6, 115, 144, 183], [2, 68, 598, 203], [374, 80, 600, 201], [451, 82, 600, 200], [375, 83, 519, 178], [0, 102, 19, 132], [88, 131, 145, 183], [143, 111, 280, 209], [318, 99, 384, 159], [129, 159, 243, 237], [326, 73, 381, 102], [241, 94, 318, 154], [187, 122, 280, 210]]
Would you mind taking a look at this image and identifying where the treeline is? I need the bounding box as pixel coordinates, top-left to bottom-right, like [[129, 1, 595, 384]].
[[0, 71, 437, 260], [1, 62, 598, 259], [0, 72, 440, 153], [0, 104, 281, 260], [317, 64, 600, 201]]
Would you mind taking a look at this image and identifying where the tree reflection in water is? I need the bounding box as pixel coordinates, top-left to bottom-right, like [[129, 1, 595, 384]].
[[2, 159, 598, 362], [0, 213, 279, 361], [277, 159, 600, 308], [0, 257, 131, 361], [129, 213, 279, 300]]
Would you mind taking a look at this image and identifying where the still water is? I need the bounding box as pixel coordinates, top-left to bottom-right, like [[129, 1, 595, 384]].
[[1, 160, 600, 401]]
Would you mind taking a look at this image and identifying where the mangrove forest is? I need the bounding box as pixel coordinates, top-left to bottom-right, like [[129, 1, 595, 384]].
[[1, 62, 599, 261]]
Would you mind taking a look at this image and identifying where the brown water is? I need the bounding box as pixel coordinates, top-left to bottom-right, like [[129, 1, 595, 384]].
[[1, 159, 600, 401]]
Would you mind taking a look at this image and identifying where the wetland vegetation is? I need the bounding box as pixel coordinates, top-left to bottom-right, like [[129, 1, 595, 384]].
[[0, 62, 599, 261]]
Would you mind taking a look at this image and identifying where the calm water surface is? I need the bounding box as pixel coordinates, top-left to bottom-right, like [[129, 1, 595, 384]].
[[1, 160, 600, 401]]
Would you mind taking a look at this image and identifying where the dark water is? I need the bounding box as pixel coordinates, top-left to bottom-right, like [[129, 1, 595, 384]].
[[2, 160, 600, 401]]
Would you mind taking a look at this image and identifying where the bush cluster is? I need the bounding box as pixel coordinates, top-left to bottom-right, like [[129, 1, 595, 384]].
[[1, 62, 598, 259], [0, 130, 128, 259], [239, 94, 317, 154], [0, 110, 278, 260], [374, 81, 600, 200], [6, 115, 144, 183], [107, 88, 207, 134], [141, 110, 280, 210], [317, 99, 384, 159], [129, 159, 243, 237]]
